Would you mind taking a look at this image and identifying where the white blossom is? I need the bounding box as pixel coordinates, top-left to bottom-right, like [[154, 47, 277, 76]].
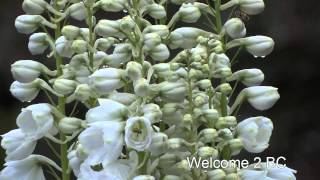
[[79, 121, 124, 166], [125, 117, 153, 151], [1, 129, 37, 161], [237, 116, 273, 153], [16, 103, 54, 140]]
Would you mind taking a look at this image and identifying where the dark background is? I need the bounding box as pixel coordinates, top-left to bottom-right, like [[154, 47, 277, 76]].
[[1, 0, 320, 179]]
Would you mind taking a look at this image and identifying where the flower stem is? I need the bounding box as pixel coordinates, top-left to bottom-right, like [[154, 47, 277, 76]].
[[53, 3, 69, 179]]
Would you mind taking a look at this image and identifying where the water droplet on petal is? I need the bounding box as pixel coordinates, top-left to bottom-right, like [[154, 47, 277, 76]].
[[261, 56, 266, 58], [254, 56, 258, 58]]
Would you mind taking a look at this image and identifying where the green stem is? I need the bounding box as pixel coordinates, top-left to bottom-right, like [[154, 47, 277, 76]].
[[214, 0, 223, 32], [86, 6, 95, 69], [53, 6, 69, 179]]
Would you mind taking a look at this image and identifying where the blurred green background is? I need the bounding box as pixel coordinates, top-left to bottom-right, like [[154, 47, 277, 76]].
[[1, 0, 320, 179]]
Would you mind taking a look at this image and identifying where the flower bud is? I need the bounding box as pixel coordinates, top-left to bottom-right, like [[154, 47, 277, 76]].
[[133, 78, 150, 97], [169, 27, 209, 49], [105, 43, 133, 67], [53, 79, 77, 95], [199, 128, 218, 143], [143, 103, 162, 123], [94, 37, 118, 51], [149, 44, 170, 62], [55, 36, 75, 58], [99, 0, 126, 12], [159, 153, 179, 167], [143, 25, 170, 38], [149, 132, 168, 156], [22, 0, 48, 14], [11, 60, 56, 83], [108, 92, 137, 106], [224, 18, 246, 39], [215, 116, 237, 129], [202, 109, 219, 123], [159, 81, 187, 102], [237, 116, 273, 153], [145, 4, 166, 19], [125, 117, 153, 151], [67, 2, 87, 21], [225, 173, 239, 180], [61, 25, 81, 40], [89, 68, 125, 95], [228, 138, 243, 156], [209, 53, 232, 78], [119, 16, 136, 32], [178, 3, 201, 23], [207, 169, 227, 180], [10, 79, 61, 102], [227, 69, 264, 86], [197, 79, 212, 89], [232, 86, 280, 111], [95, 19, 123, 38], [143, 33, 162, 51], [133, 175, 155, 180], [238, 0, 265, 15], [58, 117, 84, 134], [218, 128, 234, 140], [125, 61, 143, 81], [71, 39, 88, 54], [28, 33, 49, 55], [216, 83, 232, 95], [163, 175, 182, 180], [15, 15, 56, 34], [70, 84, 96, 103], [227, 36, 274, 57], [175, 160, 191, 172], [198, 147, 219, 159], [181, 114, 193, 130]]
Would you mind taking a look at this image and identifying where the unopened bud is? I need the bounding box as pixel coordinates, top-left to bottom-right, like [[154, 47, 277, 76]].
[[199, 128, 218, 143], [207, 169, 227, 180], [198, 147, 219, 159], [224, 18, 246, 39], [215, 116, 237, 129], [179, 3, 201, 23], [145, 4, 166, 19], [227, 68, 264, 86], [126, 61, 143, 81], [53, 79, 77, 95], [68, 3, 87, 21], [28, 33, 50, 55], [62, 25, 81, 40], [58, 117, 84, 134]]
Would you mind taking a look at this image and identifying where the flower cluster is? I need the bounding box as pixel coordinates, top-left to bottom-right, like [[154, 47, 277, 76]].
[[1, 0, 297, 179]]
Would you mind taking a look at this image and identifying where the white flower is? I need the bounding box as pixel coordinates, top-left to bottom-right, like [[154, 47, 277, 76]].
[[78, 160, 132, 180], [68, 144, 88, 177], [28, 33, 49, 55], [11, 60, 56, 83], [10, 78, 61, 102], [86, 99, 128, 123], [169, 27, 210, 49], [89, 68, 125, 95], [227, 36, 275, 57], [133, 175, 156, 180], [224, 18, 246, 39], [10, 80, 40, 102], [232, 86, 280, 112], [0, 155, 60, 180], [238, 0, 265, 15], [125, 117, 153, 151], [237, 116, 273, 153], [227, 68, 264, 86], [221, 0, 265, 15], [79, 121, 124, 166], [16, 103, 54, 140], [55, 36, 75, 58], [1, 129, 37, 161], [15, 15, 56, 34], [240, 162, 297, 180], [107, 92, 137, 106]]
